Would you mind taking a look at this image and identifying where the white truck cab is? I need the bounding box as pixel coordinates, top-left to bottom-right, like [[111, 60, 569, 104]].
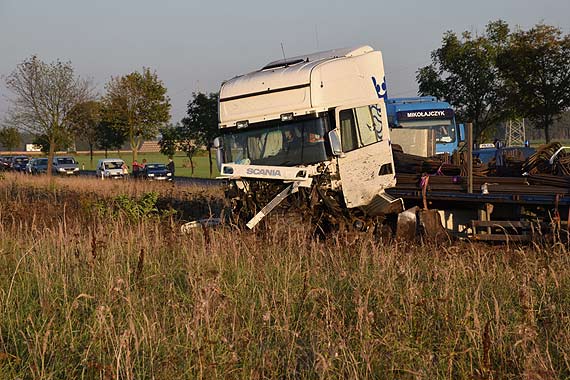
[[216, 46, 403, 228]]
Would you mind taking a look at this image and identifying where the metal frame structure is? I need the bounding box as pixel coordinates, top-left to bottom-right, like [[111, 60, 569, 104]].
[[506, 118, 526, 147]]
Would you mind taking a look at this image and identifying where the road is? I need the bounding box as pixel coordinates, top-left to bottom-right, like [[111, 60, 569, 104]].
[[80, 170, 223, 187]]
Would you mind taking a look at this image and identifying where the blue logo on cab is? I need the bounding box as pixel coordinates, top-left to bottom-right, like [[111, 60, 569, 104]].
[[372, 76, 387, 100]]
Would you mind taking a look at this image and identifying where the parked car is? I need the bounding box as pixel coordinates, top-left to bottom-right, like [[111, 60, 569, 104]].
[[0, 156, 13, 171], [27, 157, 49, 175], [96, 158, 128, 179], [52, 156, 79, 175], [141, 163, 172, 181], [10, 156, 29, 172]]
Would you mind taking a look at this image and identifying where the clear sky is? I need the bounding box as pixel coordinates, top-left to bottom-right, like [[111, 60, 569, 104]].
[[1, 0, 569, 123]]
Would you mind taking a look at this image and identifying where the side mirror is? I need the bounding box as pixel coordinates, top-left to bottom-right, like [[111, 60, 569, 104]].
[[458, 123, 465, 142], [214, 137, 224, 172], [328, 129, 343, 156]]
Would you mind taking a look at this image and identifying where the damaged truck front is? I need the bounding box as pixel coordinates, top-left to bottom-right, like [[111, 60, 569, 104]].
[[215, 45, 403, 229]]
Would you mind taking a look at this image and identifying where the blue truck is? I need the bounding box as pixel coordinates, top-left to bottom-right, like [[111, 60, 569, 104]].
[[386, 96, 464, 155]]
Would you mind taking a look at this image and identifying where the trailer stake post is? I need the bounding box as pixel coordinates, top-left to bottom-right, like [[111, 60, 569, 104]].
[[467, 122, 473, 194]]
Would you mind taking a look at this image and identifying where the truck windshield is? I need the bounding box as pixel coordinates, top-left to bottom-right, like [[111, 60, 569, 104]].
[[222, 117, 328, 166], [399, 119, 456, 144]]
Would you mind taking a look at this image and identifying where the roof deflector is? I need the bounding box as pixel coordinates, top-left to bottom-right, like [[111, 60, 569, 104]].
[[262, 58, 305, 70], [261, 45, 373, 70]]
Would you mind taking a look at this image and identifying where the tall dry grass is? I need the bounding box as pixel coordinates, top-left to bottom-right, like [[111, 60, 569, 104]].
[[0, 173, 569, 379]]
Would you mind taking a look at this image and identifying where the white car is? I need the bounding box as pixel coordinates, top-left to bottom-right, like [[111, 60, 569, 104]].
[[96, 159, 128, 179]]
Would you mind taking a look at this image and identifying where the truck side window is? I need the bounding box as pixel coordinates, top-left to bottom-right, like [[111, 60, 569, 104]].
[[355, 106, 377, 146], [340, 109, 358, 152], [339, 105, 381, 152]]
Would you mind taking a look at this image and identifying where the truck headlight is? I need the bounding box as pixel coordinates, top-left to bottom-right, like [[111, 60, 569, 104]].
[[58, 168, 65, 172], [167, 172, 172, 176], [148, 173, 154, 177]]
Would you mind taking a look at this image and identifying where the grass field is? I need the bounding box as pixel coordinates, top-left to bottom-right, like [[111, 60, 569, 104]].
[[74, 151, 220, 178], [1, 173, 570, 378]]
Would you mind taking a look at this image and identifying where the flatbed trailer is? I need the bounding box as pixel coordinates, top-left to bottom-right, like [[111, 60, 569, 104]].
[[386, 173, 570, 241]]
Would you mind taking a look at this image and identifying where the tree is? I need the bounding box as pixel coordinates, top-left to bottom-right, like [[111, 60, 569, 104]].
[[417, 20, 513, 142], [0, 127, 21, 152], [174, 124, 200, 175], [32, 133, 74, 155], [497, 24, 570, 143], [67, 100, 102, 167], [4, 55, 92, 175], [181, 92, 219, 177], [158, 121, 201, 176], [103, 68, 171, 162], [96, 121, 127, 158], [158, 123, 179, 158]]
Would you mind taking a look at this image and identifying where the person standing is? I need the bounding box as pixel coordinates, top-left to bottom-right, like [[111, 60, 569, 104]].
[[132, 159, 140, 178], [121, 162, 129, 178], [167, 157, 175, 177]]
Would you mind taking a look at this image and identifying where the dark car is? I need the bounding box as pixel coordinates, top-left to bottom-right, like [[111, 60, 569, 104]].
[[141, 163, 172, 181], [0, 156, 13, 171], [10, 156, 29, 172], [28, 158, 49, 175]]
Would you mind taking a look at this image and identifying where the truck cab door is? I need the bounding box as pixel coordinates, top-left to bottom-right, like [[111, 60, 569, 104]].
[[334, 102, 398, 210], [458, 123, 465, 142]]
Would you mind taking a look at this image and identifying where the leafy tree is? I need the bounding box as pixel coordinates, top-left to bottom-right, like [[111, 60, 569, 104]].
[[159, 122, 206, 174], [96, 121, 127, 158], [176, 126, 200, 175], [497, 24, 570, 143], [158, 123, 179, 158], [102, 68, 171, 162], [32, 132, 74, 155], [0, 126, 21, 152], [181, 92, 219, 177], [67, 100, 102, 166], [417, 20, 512, 142], [4, 56, 92, 175]]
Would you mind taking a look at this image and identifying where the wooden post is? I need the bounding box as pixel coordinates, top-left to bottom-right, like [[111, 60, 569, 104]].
[[467, 122, 473, 194]]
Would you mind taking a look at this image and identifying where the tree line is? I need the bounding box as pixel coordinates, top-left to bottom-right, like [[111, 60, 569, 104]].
[[417, 20, 570, 143], [1, 56, 218, 176]]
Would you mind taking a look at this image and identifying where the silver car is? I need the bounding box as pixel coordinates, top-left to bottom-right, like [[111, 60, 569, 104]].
[[52, 156, 79, 175]]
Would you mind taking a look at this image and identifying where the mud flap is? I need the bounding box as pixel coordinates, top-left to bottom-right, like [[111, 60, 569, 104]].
[[418, 209, 449, 243], [396, 207, 448, 242]]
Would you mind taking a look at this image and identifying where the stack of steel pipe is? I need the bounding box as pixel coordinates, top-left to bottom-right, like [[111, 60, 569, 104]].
[[527, 174, 570, 188], [521, 142, 570, 176], [393, 142, 570, 198], [394, 151, 480, 176], [394, 173, 570, 195]]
